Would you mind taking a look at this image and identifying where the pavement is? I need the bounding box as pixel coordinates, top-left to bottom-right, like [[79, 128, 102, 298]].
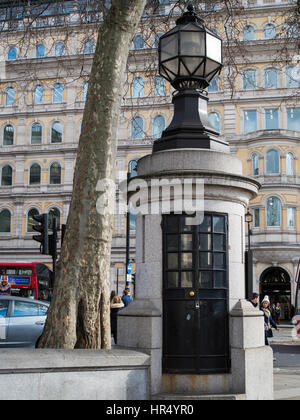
[[269, 322, 300, 400]]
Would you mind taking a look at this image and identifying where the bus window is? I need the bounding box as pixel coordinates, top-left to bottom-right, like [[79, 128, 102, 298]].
[[36, 264, 51, 291]]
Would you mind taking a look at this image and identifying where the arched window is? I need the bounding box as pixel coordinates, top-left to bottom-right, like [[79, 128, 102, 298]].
[[29, 164, 41, 185], [243, 70, 256, 89], [266, 149, 280, 174], [83, 40, 94, 54], [51, 122, 63, 143], [286, 67, 299, 88], [0, 209, 11, 233], [27, 208, 39, 233], [243, 25, 255, 41], [50, 162, 61, 184], [3, 124, 14, 146], [33, 85, 43, 104], [264, 24, 276, 39], [265, 109, 279, 130], [153, 115, 165, 139], [1, 165, 12, 186], [244, 110, 257, 134], [286, 153, 294, 175], [285, 23, 298, 39], [36, 44, 45, 58], [264, 69, 277, 88], [208, 112, 220, 133], [54, 42, 65, 56], [252, 154, 259, 176], [7, 47, 17, 60], [82, 81, 88, 101], [131, 117, 144, 139], [53, 83, 63, 103], [129, 159, 139, 178], [5, 87, 15, 106], [133, 35, 144, 49], [266, 197, 281, 227], [31, 123, 42, 144], [208, 76, 219, 92], [48, 207, 60, 229], [154, 76, 165, 96], [132, 77, 144, 97]]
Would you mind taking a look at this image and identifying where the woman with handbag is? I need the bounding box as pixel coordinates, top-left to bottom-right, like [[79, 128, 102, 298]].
[[261, 295, 280, 346]]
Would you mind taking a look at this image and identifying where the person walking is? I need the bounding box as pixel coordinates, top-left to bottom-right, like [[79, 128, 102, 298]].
[[121, 289, 132, 307], [274, 302, 282, 325], [110, 295, 124, 345], [261, 295, 280, 346]]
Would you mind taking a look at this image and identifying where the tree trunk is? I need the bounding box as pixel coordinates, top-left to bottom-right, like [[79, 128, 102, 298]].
[[38, 0, 146, 349]]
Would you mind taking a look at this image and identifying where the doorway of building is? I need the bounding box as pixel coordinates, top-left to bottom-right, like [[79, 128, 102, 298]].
[[260, 267, 291, 320]]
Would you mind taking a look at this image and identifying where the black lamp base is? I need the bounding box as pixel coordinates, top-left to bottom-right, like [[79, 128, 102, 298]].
[[152, 89, 228, 153]]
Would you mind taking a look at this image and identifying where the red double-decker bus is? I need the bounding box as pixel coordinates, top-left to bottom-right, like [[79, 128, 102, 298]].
[[0, 262, 53, 300]]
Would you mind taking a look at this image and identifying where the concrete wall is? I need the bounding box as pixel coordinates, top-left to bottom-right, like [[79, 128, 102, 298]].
[[0, 349, 150, 400]]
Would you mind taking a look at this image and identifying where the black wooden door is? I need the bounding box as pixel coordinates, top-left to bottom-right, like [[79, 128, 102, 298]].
[[162, 213, 230, 374]]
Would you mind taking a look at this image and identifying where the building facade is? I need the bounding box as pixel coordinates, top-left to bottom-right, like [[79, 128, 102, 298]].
[[0, 0, 299, 314]]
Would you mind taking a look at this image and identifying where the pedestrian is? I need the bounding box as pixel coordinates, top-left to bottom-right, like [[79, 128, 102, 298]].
[[110, 295, 124, 345], [0, 276, 11, 296], [39, 291, 47, 301], [121, 289, 133, 307], [110, 290, 117, 303], [274, 302, 282, 325], [248, 292, 259, 308], [261, 295, 280, 346]]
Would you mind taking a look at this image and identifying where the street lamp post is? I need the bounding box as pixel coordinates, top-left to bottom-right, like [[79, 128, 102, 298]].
[[154, 4, 226, 152], [245, 210, 253, 299]]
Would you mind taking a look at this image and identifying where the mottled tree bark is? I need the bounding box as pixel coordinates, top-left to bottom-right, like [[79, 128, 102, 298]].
[[38, 0, 146, 349]]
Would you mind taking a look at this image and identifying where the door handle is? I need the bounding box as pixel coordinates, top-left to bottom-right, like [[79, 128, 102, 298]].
[[189, 291, 195, 297], [35, 321, 45, 326]]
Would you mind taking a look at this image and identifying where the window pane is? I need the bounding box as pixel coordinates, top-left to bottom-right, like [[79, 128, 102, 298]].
[[31, 123, 42, 144], [181, 253, 192, 269], [83, 40, 94, 54], [208, 112, 220, 132], [199, 234, 211, 251], [208, 76, 219, 92], [2, 166, 12, 186], [244, 110, 257, 134], [48, 208, 60, 229], [154, 76, 165, 96], [0, 210, 11, 233], [131, 117, 144, 139], [167, 235, 178, 251], [181, 234, 193, 250], [199, 215, 211, 232], [36, 44, 45, 58], [134, 35, 144, 49], [5, 88, 15, 106], [265, 69, 277, 88], [50, 163, 61, 184], [254, 208, 260, 228], [167, 272, 178, 288], [266, 150, 279, 174], [213, 216, 225, 233], [51, 122, 63, 143], [168, 253, 178, 269], [287, 207, 295, 228], [264, 24, 276, 39], [181, 272, 193, 288], [243, 25, 254, 41], [34, 85, 43, 104], [8, 47, 17, 60], [132, 77, 144, 97], [55, 42, 65, 56], [243, 70, 256, 89], [198, 271, 212, 288], [252, 154, 259, 175], [153, 116, 165, 139], [13, 301, 39, 317], [214, 253, 226, 269], [199, 252, 212, 268], [286, 153, 294, 175], [287, 108, 300, 131], [214, 272, 226, 288], [286, 67, 299, 88], [214, 234, 225, 251], [3, 125, 14, 146], [53, 84, 63, 103], [29, 164, 41, 185], [265, 109, 279, 130], [27, 208, 39, 232], [267, 197, 281, 227]]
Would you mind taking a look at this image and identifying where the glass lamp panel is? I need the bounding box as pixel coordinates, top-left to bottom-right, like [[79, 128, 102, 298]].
[[180, 57, 204, 76], [205, 58, 221, 76], [162, 58, 179, 80], [161, 33, 178, 61], [206, 33, 222, 63], [180, 31, 205, 56]]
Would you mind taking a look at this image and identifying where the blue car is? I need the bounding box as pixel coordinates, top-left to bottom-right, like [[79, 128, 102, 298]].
[[0, 296, 49, 348]]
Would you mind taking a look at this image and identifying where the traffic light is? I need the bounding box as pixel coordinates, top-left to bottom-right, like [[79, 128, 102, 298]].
[[32, 213, 49, 255]]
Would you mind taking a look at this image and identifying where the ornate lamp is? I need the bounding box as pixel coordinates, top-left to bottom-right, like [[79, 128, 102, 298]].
[[153, 4, 226, 152]]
